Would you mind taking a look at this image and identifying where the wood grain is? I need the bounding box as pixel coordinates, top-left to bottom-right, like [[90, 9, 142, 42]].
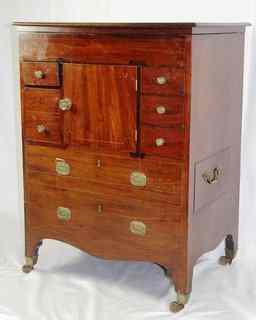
[[63, 64, 137, 152], [19, 33, 186, 67]]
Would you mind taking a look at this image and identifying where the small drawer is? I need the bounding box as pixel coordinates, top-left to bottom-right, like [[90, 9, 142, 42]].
[[21, 62, 60, 87], [141, 95, 184, 127], [194, 148, 231, 213], [141, 67, 185, 96], [24, 112, 63, 145], [23, 88, 61, 113], [141, 125, 185, 159]]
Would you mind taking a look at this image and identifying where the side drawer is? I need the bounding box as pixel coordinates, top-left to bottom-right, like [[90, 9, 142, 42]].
[[141, 67, 185, 96], [194, 148, 231, 212], [21, 62, 60, 87]]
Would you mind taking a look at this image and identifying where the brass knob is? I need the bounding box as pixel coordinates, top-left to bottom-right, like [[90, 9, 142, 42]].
[[156, 106, 166, 114], [36, 124, 46, 133], [155, 76, 168, 85], [34, 70, 45, 79], [59, 98, 72, 111], [155, 138, 165, 147]]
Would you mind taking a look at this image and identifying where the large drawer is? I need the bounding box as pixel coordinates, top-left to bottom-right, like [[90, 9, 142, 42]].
[[25, 145, 185, 207], [26, 183, 182, 222]]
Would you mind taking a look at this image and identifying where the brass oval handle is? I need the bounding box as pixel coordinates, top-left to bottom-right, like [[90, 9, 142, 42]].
[[59, 98, 72, 111], [155, 76, 168, 85], [34, 70, 45, 79], [202, 167, 222, 185], [57, 207, 71, 221], [156, 105, 166, 114], [130, 220, 146, 236], [56, 158, 70, 176], [155, 138, 165, 147], [130, 171, 147, 187], [36, 124, 46, 133]]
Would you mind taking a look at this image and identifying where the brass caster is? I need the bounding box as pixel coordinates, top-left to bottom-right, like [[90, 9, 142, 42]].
[[22, 264, 34, 273], [22, 256, 36, 274], [219, 255, 232, 265], [170, 292, 190, 313], [170, 301, 184, 313]]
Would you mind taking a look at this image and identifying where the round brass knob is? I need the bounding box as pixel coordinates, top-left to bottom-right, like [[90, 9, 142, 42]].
[[59, 98, 72, 111], [155, 138, 165, 147], [155, 76, 168, 85], [156, 106, 166, 114], [34, 70, 45, 80], [36, 124, 46, 133]]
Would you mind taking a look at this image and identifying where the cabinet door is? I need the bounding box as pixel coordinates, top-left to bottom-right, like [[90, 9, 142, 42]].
[[63, 64, 137, 152]]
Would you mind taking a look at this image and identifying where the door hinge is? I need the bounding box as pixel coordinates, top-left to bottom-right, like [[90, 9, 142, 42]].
[[135, 79, 138, 91]]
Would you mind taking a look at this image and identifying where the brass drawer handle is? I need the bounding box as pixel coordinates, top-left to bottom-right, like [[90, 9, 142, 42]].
[[130, 171, 147, 187], [59, 98, 72, 111], [36, 124, 47, 134], [155, 76, 168, 85], [56, 158, 70, 176], [155, 138, 165, 147], [156, 106, 166, 114], [34, 70, 45, 79], [202, 167, 222, 185], [130, 220, 146, 236], [57, 207, 71, 221]]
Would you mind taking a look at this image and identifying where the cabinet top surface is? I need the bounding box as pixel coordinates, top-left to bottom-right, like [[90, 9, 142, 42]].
[[13, 22, 250, 34]]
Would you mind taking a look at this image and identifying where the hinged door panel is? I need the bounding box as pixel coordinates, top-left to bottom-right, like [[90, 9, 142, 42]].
[[63, 64, 137, 152]]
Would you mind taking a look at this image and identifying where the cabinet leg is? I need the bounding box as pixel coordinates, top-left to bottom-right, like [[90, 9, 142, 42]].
[[219, 234, 237, 265], [168, 266, 193, 312], [170, 291, 191, 313], [22, 240, 43, 273]]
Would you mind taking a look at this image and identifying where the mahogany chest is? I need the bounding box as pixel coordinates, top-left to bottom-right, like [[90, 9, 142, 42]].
[[14, 22, 248, 312]]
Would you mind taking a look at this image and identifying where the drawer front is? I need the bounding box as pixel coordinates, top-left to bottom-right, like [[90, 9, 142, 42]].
[[21, 62, 60, 87], [141, 125, 185, 159], [141, 95, 184, 127], [23, 88, 61, 113], [194, 148, 231, 212], [24, 112, 63, 145], [141, 67, 185, 96], [27, 183, 181, 221], [26, 200, 181, 260], [25, 145, 184, 207]]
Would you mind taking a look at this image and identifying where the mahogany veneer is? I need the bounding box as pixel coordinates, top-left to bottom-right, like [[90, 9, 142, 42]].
[[14, 22, 249, 312]]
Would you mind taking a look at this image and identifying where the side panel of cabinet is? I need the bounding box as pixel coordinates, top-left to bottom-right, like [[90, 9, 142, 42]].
[[63, 64, 137, 153]]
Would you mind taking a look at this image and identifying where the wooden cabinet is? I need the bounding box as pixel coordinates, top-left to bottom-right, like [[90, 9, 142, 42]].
[[14, 22, 249, 313]]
